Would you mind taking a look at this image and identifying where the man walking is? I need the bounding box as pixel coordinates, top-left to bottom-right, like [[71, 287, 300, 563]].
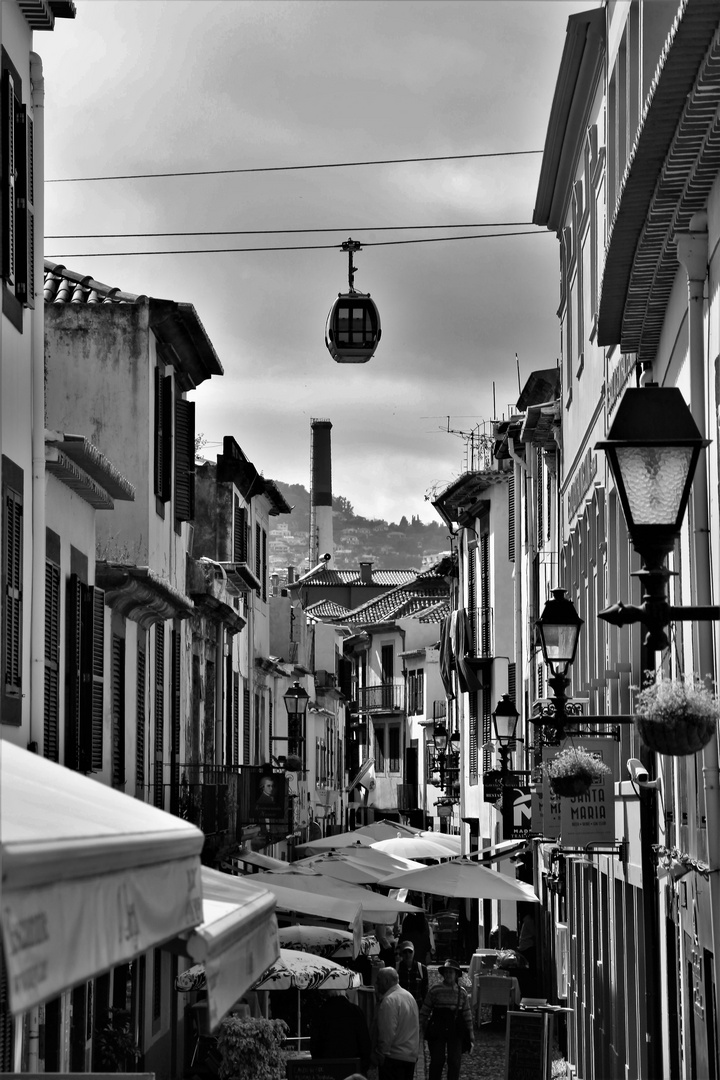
[[372, 967, 419, 1080], [396, 941, 428, 1006]]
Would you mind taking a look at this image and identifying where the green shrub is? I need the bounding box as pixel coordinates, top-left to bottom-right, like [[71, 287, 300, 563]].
[[216, 1016, 289, 1080]]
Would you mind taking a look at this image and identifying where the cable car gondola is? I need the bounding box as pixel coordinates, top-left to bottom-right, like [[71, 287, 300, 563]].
[[325, 238, 381, 364]]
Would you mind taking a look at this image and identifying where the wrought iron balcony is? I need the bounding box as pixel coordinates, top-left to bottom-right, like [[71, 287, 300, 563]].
[[357, 683, 404, 713]]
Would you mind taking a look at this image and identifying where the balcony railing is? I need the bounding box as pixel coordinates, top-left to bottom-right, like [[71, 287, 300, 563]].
[[358, 683, 404, 713]]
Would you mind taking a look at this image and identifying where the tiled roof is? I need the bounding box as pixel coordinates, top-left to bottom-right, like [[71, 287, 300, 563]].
[[305, 599, 351, 621], [293, 568, 418, 588], [44, 261, 223, 387], [44, 262, 144, 305], [340, 573, 450, 626]]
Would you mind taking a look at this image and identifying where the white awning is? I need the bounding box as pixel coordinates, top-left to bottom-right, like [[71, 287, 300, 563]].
[[0, 743, 205, 1015], [181, 868, 280, 1030]]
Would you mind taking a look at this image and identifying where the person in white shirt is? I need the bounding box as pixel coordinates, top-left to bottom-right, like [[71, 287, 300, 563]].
[[372, 967, 419, 1080]]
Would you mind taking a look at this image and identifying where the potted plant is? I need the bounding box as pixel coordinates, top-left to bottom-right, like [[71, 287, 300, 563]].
[[542, 745, 611, 798], [216, 1016, 289, 1080], [634, 676, 719, 756], [93, 1007, 141, 1073]]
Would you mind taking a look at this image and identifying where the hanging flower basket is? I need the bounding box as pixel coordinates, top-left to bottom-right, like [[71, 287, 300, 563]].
[[283, 755, 304, 772], [634, 677, 718, 756], [542, 746, 611, 798]]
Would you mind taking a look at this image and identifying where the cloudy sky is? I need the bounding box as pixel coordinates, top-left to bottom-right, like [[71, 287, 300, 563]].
[[40, 0, 595, 523]]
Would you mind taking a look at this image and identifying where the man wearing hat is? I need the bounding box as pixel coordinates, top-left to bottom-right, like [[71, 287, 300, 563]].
[[419, 959, 474, 1080], [396, 941, 428, 1006]]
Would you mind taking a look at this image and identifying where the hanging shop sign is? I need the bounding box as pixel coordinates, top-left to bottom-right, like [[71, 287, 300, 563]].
[[559, 738, 617, 847]]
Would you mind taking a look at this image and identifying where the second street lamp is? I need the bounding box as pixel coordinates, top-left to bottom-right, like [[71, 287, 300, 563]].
[[283, 681, 310, 764], [492, 693, 521, 778], [596, 385, 716, 649], [534, 588, 584, 737]]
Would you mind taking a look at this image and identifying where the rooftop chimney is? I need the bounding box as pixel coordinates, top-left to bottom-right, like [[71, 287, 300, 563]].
[[359, 561, 373, 584], [310, 419, 333, 566]]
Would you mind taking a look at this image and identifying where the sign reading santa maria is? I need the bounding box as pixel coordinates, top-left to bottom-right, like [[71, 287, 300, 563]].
[[559, 738, 616, 846]]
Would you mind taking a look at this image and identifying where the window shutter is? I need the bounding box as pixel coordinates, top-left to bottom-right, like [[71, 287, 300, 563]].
[[80, 585, 105, 772], [242, 683, 251, 764], [169, 627, 181, 814], [508, 474, 515, 562], [66, 574, 82, 770], [136, 641, 146, 791], [481, 690, 492, 774], [154, 370, 172, 501], [43, 560, 60, 761], [3, 479, 23, 722], [262, 528, 268, 601], [537, 448, 544, 550], [174, 398, 195, 522], [232, 673, 240, 765], [255, 522, 261, 593], [467, 546, 477, 654], [469, 691, 478, 781], [111, 634, 125, 787], [154, 623, 165, 809], [0, 955, 13, 1073], [233, 502, 248, 562], [480, 532, 490, 656], [15, 103, 33, 307], [2, 71, 16, 285]]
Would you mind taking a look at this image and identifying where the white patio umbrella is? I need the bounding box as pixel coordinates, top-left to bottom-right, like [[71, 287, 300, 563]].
[[251, 948, 362, 1046], [379, 858, 540, 902], [277, 925, 379, 958], [296, 846, 425, 876], [371, 836, 459, 861], [291, 853, 386, 885], [249, 871, 423, 919], [295, 833, 376, 854]]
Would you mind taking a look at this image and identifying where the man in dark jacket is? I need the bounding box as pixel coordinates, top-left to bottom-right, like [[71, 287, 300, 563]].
[[310, 990, 372, 1074], [395, 941, 428, 1006]]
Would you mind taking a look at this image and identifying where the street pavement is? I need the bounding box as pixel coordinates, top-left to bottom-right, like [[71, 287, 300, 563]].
[[413, 1024, 566, 1080]]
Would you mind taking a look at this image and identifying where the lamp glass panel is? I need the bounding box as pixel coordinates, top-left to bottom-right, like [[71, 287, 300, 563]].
[[615, 445, 692, 526], [493, 711, 517, 742], [541, 623, 579, 664]]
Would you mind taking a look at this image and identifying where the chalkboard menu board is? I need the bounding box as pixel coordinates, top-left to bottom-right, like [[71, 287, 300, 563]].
[[286, 1058, 361, 1080], [504, 1010, 550, 1080]]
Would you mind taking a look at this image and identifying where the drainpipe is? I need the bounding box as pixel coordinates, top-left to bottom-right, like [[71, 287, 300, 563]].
[[676, 212, 720, 1018], [29, 54, 45, 752]]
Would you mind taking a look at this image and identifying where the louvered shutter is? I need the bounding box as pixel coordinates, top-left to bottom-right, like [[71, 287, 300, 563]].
[[154, 623, 165, 809], [66, 574, 82, 770], [43, 561, 60, 761], [467, 545, 477, 654], [154, 370, 172, 501], [537, 448, 544, 550], [2, 71, 16, 285], [233, 673, 240, 764], [174, 398, 195, 522], [469, 691, 478, 781], [262, 528, 268, 601], [481, 690, 492, 773], [170, 627, 181, 812], [111, 634, 125, 787], [242, 683, 251, 764], [233, 502, 248, 562], [15, 103, 33, 307], [0, 954, 13, 1073], [136, 642, 146, 790], [3, 482, 23, 722], [80, 585, 105, 772], [480, 532, 490, 657], [255, 522, 261, 593], [508, 474, 515, 562]]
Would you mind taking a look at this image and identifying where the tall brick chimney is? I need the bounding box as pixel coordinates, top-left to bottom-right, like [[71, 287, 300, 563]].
[[310, 419, 333, 566]]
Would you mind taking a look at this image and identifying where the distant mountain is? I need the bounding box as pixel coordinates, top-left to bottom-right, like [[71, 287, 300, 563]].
[[268, 480, 450, 572]]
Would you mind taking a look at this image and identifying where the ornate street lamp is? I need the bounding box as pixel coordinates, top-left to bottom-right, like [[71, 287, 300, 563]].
[[535, 588, 584, 732], [283, 681, 309, 761], [492, 693, 520, 778], [596, 385, 715, 649]]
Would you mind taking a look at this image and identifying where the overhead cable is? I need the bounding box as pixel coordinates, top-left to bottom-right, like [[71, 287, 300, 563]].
[[45, 149, 543, 184]]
